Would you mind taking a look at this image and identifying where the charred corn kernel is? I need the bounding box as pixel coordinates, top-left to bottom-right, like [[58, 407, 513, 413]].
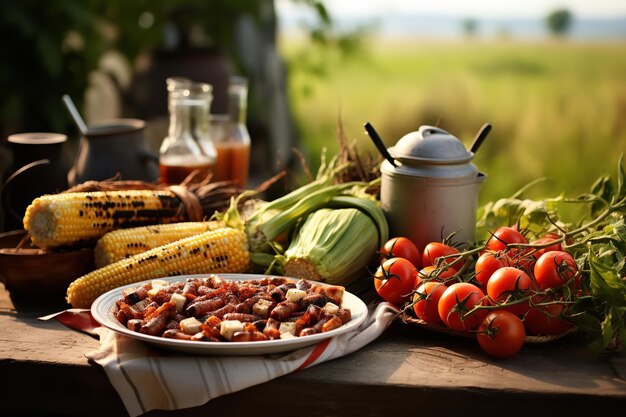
[[66, 227, 249, 308], [23, 190, 188, 250], [94, 221, 225, 267]]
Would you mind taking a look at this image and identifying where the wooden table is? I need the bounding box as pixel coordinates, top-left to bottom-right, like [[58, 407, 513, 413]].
[[1, 282, 625, 417]]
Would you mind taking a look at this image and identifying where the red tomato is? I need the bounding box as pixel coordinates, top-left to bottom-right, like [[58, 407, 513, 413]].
[[486, 226, 528, 252], [422, 242, 463, 269], [412, 281, 447, 324], [416, 265, 458, 287], [486, 267, 533, 316], [524, 301, 573, 336], [504, 246, 536, 273], [438, 283, 487, 331], [475, 251, 509, 287], [476, 310, 526, 358], [380, 237, 421, 268], [534, 251, 578, 290], [374, 257, 418, 306]]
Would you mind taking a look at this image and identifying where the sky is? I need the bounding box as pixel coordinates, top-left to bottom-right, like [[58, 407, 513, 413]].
[[276, 0, 626, 19]]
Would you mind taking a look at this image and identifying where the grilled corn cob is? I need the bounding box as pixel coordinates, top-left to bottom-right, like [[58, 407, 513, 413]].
[[23, 190, 188, 249], [94, 221, 225, 267], [66, 227, 249, 308]]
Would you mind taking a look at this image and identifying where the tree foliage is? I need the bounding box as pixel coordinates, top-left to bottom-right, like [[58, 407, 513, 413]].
[[546, 9, 573, 36], [0, 0, 337, 137]]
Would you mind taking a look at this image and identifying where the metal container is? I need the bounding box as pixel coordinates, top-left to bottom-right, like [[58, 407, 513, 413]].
[[380, 125, 486, 250], [68, 119, 159, 186]]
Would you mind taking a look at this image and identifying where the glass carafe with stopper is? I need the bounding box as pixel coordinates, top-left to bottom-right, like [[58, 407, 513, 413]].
[[159, 78, 217, 185], [212, 76, 251, 187]]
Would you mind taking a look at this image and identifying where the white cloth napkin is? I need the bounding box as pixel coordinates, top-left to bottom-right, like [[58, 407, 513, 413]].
[[47, 302, 398, 417]]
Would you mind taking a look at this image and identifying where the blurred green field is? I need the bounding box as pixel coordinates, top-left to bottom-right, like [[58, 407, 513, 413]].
[[280, 38, 626, 206]]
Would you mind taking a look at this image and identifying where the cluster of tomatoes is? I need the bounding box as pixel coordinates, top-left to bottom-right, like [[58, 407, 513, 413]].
[[374, 226, 579, 358]]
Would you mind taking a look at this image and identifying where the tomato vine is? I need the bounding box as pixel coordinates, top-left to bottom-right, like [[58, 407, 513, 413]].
[[407, 156, 626, 352]]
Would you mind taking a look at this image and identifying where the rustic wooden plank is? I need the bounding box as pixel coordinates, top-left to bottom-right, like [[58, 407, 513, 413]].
[[296, 322, 626, 396], [0, 284, 98, 366], [1, 283, 625, 417], [2, 346, 623, 417], [0, 316, 98, 365], [4, 309, 623, 397]]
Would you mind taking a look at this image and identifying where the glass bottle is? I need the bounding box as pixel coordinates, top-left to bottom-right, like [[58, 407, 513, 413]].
[[212, 76, 251, 187], [159, 78, 217, 185]]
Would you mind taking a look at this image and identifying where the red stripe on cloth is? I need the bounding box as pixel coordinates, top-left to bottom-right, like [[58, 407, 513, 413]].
[[56, 310, 101, 334], [297, 338, 331, 370]]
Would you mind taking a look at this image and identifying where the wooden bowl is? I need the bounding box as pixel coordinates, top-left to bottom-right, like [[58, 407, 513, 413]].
[[0, 230, 95, 302]]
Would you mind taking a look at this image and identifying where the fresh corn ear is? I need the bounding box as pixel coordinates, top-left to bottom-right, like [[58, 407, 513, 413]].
[[66, 227, 249, 308], [325, 195, 389, 248], [94, 221, 225, 267], [23, 190, 188, 249], [283, 207, 383, 287], [224, 161, 355, 253]]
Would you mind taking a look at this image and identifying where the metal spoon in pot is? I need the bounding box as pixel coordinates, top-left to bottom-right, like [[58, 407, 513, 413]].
[[469, 123, 492, 155], [364, 122, 397, 167], [62, 95, 88, 136]]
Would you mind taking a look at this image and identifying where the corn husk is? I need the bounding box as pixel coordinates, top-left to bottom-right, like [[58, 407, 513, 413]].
[[283, 207, 380, 287]]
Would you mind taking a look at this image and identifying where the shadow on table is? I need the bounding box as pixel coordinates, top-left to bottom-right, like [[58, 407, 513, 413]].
[[390, 319, 625, 392], [0, 282, 71, 319]]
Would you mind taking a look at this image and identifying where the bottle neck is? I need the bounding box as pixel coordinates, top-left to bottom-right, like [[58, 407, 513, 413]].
[[168, 97, 210, 139], [228, 86, 247, 125]]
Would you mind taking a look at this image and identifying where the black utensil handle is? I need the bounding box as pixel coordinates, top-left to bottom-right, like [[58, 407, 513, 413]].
[[470, 123, 492, 154], [364, 122, 397, 167]]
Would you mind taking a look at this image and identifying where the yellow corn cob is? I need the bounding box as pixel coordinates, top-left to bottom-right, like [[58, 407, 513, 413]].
[[66, 227, 249, 308], [94, 221, 225, 267], [23, 190, 188, 249]]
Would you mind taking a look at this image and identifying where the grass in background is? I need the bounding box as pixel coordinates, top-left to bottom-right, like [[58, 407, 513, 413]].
[[280, 38, 626, 206]]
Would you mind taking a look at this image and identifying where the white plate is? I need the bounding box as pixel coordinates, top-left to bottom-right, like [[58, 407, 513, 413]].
[[91, 273, 368, 356]]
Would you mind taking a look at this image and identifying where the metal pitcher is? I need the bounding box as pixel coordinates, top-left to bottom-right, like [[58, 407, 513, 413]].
[[380, 125, 486, 250], [67, 118, 158, 186]]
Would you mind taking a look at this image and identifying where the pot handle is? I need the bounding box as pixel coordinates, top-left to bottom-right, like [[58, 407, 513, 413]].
[[418, 125, 450, 137], [1, 159, 51, 224]]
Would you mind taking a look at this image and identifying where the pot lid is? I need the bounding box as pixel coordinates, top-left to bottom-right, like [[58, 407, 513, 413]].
[[389, 125, 473, 165]]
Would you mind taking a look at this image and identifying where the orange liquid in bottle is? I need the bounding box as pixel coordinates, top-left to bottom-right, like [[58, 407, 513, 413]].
[[214, 142, 250, 187], [159, 155, 214, 185]]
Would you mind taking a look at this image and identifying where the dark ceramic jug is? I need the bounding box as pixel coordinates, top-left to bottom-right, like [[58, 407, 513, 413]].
[[2, 133, 69, 230], [67, 118, 159, 186]]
